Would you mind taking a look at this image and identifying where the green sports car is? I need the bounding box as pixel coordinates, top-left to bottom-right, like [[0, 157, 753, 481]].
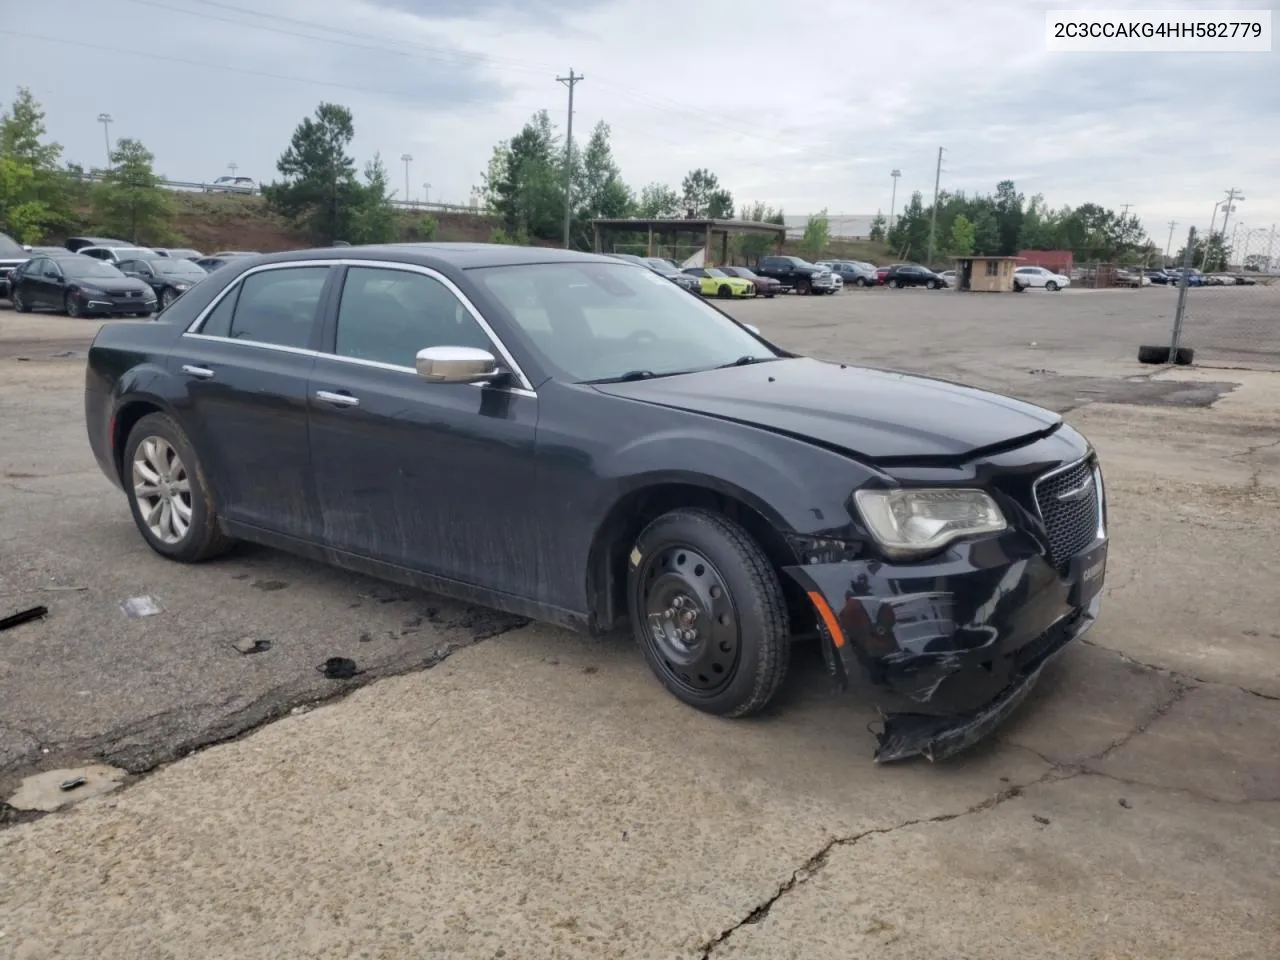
[[681, 267, 757, 298]]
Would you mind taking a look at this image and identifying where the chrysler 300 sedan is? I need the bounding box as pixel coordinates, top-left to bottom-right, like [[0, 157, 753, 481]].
[[84, 243, 1108, 761]]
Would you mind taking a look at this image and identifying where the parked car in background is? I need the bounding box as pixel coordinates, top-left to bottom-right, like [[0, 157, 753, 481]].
[[937, 269, 957, 287], [212, 249, 262, 257], [78, 245, 160, 265], [681, 267, 757, 299], [117, 256, 210, 309], [205, 176, 258, 195], [817, 260, 878, 287], [640, 257, 702, 294], [755, 255, 836, 294], [0, 230, 30, 299], [1205, 273, 1236, 286], [8, 254, 156, 316], [153, 248, 204, 261], [880, 264, 945, 289], [1113, 268, 1151, 288], [83, 243, 1108, 762], [193, 254, 255, 273], [65, 236, 132, 253], [718, 265, 780, 298], [1013, 265, 1070, 291]]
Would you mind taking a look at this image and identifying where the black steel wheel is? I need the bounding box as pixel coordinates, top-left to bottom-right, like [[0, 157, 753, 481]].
[[628, 508, 790, 717]]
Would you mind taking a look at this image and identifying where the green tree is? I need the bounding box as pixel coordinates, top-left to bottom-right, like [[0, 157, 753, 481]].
[[571, 121, 632, 246], [347, 153, 397, 244], [680, 168, 733, 218], [972, 208, 1000, 256], [484, 110, 563, 241], [90, 138, 173, 242], [636, 182, 680, 218], [886, 191, 928, 260], [262, 102, 360, 244], [948, 213, 975, 256], [732, 201, 784, 262], [1177, 231, 1228, 272], [868, 212, 886, 242], [800, 209, 830, 260], [0, 87, 76, 241], [993, 179, 1024, 256]]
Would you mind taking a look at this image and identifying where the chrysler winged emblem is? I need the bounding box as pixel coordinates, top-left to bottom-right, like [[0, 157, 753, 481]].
[[1056, 474, 1095, 503]]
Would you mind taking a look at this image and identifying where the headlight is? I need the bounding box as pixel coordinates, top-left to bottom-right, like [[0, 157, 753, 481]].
[[853, 488, 1006, 558], [78, 286, 105, 296]]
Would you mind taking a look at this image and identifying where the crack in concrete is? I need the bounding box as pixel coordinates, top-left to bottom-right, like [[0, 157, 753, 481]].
[[695, 771, 1071, 958], [1081, 638, 1280, 701], [1225, 436, 1280, 463], [0, 622, 525, 831], [1091, 679, 1191, 763]]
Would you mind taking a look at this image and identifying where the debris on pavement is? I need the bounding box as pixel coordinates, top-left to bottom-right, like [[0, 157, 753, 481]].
[[252, 580, 289, 592], [231, 637, 272, 655], [0, 605, 48, 632], [8, 765, 126, 813], [318, 657, 360, 680], [1033, 815, 1051, 825], [120, 596, 164, 619], [1119, 798, 1133, 809]]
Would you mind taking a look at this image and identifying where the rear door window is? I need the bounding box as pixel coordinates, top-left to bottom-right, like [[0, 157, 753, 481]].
[[218, 266, 329, 349]]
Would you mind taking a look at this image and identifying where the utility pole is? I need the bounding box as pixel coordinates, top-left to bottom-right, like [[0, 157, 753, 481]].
[[1218, 188, 1244, 267], [228, 162, 238, 176], [423, 182, 431, 206], [925, 147, 944, 266], [1120, 203, 1132, 217], [1164, 220, 1177, 260], [96, 113, 113, 167], [889, 169, 901, 233], [1268, 224, 1276, 271], [556, 69, 583, 249], [400, 153, 413, 204]]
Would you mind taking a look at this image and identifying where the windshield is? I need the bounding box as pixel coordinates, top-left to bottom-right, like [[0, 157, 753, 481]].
[[155, 260, 207, 278], [704, 268, 727, 277], [733, 267, 757, 277], [0, 232, 24, 256], [63, 259, 124, 279], [474, 261, 778, 383]]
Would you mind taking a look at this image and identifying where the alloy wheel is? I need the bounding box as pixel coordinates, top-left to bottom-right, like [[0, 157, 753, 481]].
[[65, 292, 80, 317], [132, 436, 193, 545]]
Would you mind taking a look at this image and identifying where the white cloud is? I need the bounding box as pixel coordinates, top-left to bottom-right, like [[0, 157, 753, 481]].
[[4, 0, 1276, 236]]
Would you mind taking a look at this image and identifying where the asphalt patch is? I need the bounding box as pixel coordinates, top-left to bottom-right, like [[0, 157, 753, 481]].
[[1011, 375, 1237, 412]]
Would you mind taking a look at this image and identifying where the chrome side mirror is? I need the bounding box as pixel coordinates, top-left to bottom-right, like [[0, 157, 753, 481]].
[[415, 345, 501, 384]]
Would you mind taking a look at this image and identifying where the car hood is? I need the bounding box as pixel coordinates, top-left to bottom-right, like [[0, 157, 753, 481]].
[[591, 357, 1061, 463], [73, 276, 153, 294]]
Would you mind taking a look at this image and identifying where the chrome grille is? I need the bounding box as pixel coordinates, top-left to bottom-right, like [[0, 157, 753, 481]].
[[1033, 458, 1101, 573]]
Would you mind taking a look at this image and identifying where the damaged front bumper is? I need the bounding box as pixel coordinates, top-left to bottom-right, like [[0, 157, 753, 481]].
[[784, 533, 1106, 763]]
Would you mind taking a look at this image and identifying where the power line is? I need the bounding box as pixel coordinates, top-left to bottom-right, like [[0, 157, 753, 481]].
[[101, 0, 797, 147], [556, 69, 583, 249]]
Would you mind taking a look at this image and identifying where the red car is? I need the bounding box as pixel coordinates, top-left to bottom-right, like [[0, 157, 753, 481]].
[[874, 265, 891, 284], [719, 266, 781, 298]]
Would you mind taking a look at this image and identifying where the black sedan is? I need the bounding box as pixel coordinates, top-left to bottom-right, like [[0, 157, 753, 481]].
[[9, 254, 157, 317], [83, 244, 1108, 762], [881, 263, 946, 289], [117, 256, 210, 310]]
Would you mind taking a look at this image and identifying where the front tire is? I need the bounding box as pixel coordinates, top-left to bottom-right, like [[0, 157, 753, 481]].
[[1045, 280, 1059, 292], [796, 278, 811, 295], [717, 284, 732, 299], [160, 287, 178, 309], [123, 413, 233, 562], [628, 508, 791, 718], [64, 292, 80, 317]]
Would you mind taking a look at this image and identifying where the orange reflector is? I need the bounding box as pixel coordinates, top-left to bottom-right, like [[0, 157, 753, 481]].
[[807, 591, 845, 648]]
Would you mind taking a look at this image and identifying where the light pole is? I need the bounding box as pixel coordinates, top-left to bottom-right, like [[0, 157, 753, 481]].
[[422, 182, 431, 206], [96, 113, 113, 167], [889, 169, 901, 233], [228, 162, 238, 176], [400, 153, 413, 203]]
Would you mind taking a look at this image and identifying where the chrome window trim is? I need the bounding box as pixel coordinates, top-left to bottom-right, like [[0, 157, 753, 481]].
[[182, 258, 537, 396]]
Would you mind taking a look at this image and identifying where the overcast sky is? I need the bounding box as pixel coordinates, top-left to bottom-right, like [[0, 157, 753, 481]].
[[3, 0, 1277, 244]]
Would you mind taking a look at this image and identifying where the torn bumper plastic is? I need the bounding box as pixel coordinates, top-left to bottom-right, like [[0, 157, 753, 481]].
[[784, 533, 1106, 762]]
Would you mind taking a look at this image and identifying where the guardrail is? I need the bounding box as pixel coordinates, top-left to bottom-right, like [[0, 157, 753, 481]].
[[76, 172, 482, 216]]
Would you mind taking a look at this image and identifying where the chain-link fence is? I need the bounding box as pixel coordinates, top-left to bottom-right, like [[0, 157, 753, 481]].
[[1161, 224, 1280, 370]]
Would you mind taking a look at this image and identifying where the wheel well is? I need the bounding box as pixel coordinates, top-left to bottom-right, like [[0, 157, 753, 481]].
[[112, 400, 163, 481], [586, 483, 806, 633]]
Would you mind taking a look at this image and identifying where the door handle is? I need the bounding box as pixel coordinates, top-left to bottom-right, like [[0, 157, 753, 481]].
[[181, 364, 215, 379], [316, 390, 360, 408]]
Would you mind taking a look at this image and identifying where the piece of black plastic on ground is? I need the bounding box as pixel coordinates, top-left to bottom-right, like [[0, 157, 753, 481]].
[[0, 605, 48, 632]]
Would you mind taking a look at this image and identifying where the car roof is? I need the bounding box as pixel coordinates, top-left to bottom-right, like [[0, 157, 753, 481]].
[[250, 242, 624, 271]]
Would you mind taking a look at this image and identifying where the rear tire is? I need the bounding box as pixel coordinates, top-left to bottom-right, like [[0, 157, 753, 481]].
[[11, 289, 31, 313], [854, 277, 866, 287], [123, 412, 234, 562], [627, 508, 790, 718]]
